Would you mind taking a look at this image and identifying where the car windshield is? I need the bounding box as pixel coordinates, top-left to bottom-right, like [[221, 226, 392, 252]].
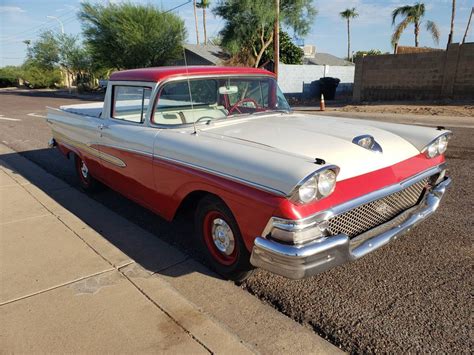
[[153, 76, 290, 126]]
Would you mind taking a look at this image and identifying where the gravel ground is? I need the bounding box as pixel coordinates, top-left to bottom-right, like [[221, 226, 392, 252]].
[[0, 90, 472, 353], [333, 102, 474, 118]]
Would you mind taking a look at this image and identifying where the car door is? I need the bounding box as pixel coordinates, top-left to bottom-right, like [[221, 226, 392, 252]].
[[97, 82, 159, 209]]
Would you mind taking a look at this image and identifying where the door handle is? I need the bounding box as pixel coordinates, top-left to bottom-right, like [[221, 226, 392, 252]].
[[98, 124, 109, 130]]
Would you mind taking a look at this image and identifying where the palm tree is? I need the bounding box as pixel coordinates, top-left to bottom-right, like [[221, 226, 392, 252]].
[[193, 0, 200, 45], [197, 0, 211, 45], [447, 0, 456, 46], [391, 2, 440, 47], [340, 8, 358, 62]]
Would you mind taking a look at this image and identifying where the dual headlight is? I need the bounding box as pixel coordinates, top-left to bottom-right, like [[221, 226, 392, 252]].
[[423, 134, 450, 158], [292, 167, 339, 204]]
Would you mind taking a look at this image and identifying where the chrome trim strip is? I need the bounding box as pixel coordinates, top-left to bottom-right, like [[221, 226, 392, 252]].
[[153, 153, 287, 197], [267, 163, 446, 234], [250, 177, 451, 279], [53, 132, 127, 168]]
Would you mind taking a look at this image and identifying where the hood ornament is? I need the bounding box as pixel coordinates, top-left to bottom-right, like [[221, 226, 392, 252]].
[[352, 135, 383, 153]]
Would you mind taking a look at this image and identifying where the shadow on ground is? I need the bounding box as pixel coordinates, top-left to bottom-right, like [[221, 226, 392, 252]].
[[0, 148, 218, 280]]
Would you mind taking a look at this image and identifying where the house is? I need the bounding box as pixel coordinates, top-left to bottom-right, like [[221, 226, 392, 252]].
[[173, 44, 229, 66], [303, 53, 354, 66]]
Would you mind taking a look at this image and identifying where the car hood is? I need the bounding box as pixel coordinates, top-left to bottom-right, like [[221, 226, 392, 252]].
[[199, 113, 422, 180]]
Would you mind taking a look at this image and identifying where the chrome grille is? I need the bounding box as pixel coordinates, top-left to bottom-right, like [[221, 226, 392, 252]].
[[327, 178, 428, 238]]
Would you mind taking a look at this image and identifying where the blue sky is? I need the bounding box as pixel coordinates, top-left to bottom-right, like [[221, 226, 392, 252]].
[[1, 0, 473, 67]]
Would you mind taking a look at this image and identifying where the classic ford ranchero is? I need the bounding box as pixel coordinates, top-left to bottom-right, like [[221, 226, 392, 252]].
[[47, 66, 451, 281]]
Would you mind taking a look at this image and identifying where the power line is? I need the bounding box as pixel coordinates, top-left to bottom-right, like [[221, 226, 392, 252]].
[[0, 12, 78, 43], [164, 0, 192, 14]]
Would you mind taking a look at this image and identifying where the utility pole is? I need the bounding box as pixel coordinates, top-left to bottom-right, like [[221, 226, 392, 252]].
[[447, 0, 456, 46], [193, 0, 200, 45], [463, 7, 473, 44], [273, 0, 280, 78]]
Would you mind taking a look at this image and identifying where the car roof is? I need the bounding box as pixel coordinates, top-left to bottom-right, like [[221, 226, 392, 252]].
[[109, 66, 275, 82]]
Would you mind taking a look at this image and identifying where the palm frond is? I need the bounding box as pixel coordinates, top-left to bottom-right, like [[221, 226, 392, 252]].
[[340, 7, 359, 19], [426, 20, 440, 45], [392, 5, 415, 25], [391, 16, 411, 46]]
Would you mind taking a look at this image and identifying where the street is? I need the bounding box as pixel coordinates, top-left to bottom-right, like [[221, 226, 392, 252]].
[[0, 90, 472, 353]]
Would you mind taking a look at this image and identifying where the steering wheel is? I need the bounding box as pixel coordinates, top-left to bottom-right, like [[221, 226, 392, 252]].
[[194, 116, 215, 124], [228, 98, 260, 115]]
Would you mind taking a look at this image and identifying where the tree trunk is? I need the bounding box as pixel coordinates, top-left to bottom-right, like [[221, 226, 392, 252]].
[[347, 18, 351, 61], [447, 0, 456, 46], [254, 27, 273, 68], [193, 0, 200, 44], [463, 7, 473, 44], [203, 8, 207, 45], [414, 21, 420, 47]]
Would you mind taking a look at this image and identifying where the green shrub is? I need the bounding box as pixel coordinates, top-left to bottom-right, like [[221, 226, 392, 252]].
[[21, 62, 62, 88], [0, 66, 23, 87]]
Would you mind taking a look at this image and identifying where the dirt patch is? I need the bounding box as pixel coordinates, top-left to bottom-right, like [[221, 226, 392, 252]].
[[332, 103, 474, 118]]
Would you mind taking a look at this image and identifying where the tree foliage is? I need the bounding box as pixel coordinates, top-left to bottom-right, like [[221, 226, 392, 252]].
[[260, 30, 304, 65], [352, 49, 388, 60], [79, 2, 186, 69], [391, 2, 440, 47], [214, 0, 317, 67]]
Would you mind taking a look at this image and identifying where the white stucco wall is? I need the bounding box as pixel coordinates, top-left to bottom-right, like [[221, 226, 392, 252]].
[[278, 63, 355, 97]]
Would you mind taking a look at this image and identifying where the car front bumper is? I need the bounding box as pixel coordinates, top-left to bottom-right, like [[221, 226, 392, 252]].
[[250, 177, 451, 279]]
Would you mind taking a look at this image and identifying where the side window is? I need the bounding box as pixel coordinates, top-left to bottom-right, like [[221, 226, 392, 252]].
[[112, 86, 151, 123]]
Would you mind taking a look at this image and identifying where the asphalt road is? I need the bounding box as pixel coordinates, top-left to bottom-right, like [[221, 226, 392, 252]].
[[0, 90, 472, 353]]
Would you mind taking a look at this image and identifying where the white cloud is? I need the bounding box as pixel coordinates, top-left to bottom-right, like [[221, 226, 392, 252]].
[[0, 6, 26, 14]]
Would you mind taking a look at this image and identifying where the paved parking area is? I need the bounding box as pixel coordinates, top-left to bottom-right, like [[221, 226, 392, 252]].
[[0, 89, 471, 353]]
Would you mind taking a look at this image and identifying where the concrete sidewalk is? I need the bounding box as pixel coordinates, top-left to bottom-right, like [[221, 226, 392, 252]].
[[0, 144, 340, 354]]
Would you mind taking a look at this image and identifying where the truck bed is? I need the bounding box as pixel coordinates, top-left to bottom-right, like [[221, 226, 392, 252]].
[[59, 102, 104, 118]]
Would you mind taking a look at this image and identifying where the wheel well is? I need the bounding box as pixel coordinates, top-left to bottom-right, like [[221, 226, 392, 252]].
[[174, 190, 222, 220]]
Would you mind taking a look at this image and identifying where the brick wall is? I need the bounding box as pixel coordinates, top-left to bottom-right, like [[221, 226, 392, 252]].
[[353, 43, 474, 101]]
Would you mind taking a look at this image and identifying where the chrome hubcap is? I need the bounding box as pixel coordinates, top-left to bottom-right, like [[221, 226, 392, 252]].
[[211, 218, 235, 255], [80, 161, 89, 179]]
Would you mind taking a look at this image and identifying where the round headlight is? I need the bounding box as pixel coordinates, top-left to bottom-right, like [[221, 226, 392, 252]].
[[318, 169, 337, 197], [437, 135, 448, 154], [426, 143, 438, 158], [298, 176, 318, 203]]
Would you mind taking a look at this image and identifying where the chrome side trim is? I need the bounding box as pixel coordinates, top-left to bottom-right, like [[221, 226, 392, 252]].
[[250, 177, 451, 279], [265, 163, 446, 235], [53, 132, 127, 168], [153, 153, 287, 197]]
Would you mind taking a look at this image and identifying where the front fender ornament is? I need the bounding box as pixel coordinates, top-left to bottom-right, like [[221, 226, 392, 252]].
[[352, 135, 383, 153]]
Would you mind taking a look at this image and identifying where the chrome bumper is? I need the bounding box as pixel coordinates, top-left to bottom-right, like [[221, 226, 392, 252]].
[[250, 177, 451, 279]]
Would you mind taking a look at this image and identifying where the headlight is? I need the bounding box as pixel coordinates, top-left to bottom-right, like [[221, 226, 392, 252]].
[[293, 166, 339, 204], [318, 169, 337, 197], [298, 176, 318, 203], [437, 135, 448, 154], [423, 133, 451, 158]]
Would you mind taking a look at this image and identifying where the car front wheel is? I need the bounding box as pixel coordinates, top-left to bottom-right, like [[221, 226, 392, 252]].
[[195, 195, 254, 282]]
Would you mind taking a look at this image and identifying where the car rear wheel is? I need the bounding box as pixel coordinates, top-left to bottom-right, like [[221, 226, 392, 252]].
[[195, 195, 254, 282], [74, 155, 100, 192]]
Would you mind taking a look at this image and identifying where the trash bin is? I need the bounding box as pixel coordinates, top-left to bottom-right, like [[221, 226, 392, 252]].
[[318, 77, 340, 100]]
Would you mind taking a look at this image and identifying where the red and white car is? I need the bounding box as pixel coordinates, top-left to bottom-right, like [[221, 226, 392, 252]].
[[47, 66, 451, 281]]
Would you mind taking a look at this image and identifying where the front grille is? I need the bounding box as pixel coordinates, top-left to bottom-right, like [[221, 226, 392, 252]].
[[327, 178, 429, 238]]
